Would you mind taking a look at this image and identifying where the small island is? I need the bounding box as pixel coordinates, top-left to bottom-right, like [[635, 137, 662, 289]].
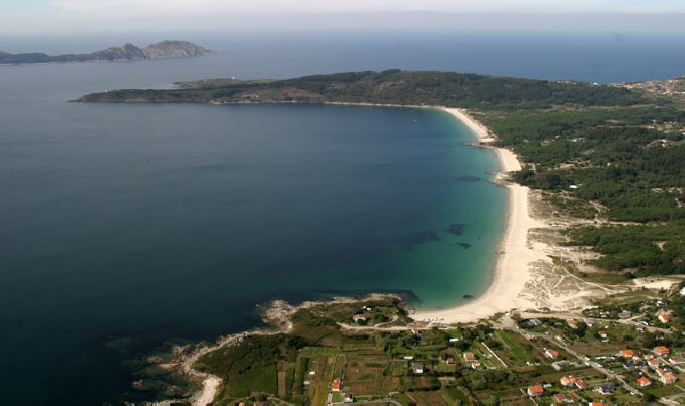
[[0, 40, 215, 65]]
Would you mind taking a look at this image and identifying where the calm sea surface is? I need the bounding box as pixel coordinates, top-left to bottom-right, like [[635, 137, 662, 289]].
[[0, 32, 682, 404]]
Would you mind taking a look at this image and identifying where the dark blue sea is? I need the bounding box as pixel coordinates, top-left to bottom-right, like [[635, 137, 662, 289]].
[[0, 31, 683, 404]]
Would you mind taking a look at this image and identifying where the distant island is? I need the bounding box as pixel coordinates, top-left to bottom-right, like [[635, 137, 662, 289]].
[[0, 40, 215, 65]]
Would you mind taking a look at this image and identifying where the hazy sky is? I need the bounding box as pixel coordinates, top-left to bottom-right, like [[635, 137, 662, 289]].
[[3, 0, 685, 33]]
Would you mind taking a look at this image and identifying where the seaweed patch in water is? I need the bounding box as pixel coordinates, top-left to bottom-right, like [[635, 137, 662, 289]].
[[446, 223, 465, 236], [453, 175, 481, 182], [393, 231, 441, 251], [456, 243, 472, 249]]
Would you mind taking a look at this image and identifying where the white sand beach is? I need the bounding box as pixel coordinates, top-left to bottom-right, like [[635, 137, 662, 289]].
[[413, 108, 546, 323]]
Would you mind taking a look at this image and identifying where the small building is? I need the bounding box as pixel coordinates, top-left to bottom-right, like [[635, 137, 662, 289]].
[[527, 318, 543, 327], [449, 338, 460, 343], [352, 314, 367, 322], [560, 376, 576, 387], [553, 393, 569, 403], [403, 356, 414, 360], [343, 393, 354, 403], [411, 362, 424, 374], [598, 330, 608, 339], [618, 310, 632, 318], [463, 352, 476, 362], [582, 318, 595, 327], [567, 319, 578, 329], [618, 349, 634, 358], [654, 346, 670, 356], [658, 313, 671, 323], [471, 361, 481, 369], [545, 349, 560, 359], [637, 376, 652, 387], [527, 385, 544, 397], [648, 359, 660, 369], [551, 362, 562, 371], [661, 373, 678, 384], [623, 360, 635, 370], [597, 384, 615, 395], [574, 380, 587, 390], [332, 378, 342, 392], [445, 357, 455, 364]]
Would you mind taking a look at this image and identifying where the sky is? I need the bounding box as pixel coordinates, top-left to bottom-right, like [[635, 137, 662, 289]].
[[2, 0, 685, 34]]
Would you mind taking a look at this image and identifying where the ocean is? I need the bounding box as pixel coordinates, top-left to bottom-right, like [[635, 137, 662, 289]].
[[1, 31, 683, 404]]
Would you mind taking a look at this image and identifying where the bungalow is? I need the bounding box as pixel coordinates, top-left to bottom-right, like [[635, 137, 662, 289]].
[[343, 393, 354, 403], [527, 385, 544, 397], [656, 300, 670, 307], [656, 368, 667, 377], [637, 376, 652, 387], [560, 376, 576, 387], [463, 352, 476, 362], [471, 361, 482, 369], [597, 384, 615, 395], [567, 319, 578, 329], [574, 380, 587, 390], [553, 393, 569, 403], [352, 314, 367, 322], [411, 362, 424, 374], [598, 330, 608, 339], [551, 362, 562, 371], [618, 349, 634, 358], [445, 357, 455, 364], [623, 360, 635, 370], [662, 373, 678, 384], [332, 378, 342, 392], [545, 349, 560, 359], [658, 313, 671, 323], [618, 310, 632, 318], [583, 318, 595, 327], [654, 346, 670, 356], [527, 318, 543, 327]]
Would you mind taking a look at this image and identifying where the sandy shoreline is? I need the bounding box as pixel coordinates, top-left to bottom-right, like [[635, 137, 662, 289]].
[[413, 108, 544, 323]]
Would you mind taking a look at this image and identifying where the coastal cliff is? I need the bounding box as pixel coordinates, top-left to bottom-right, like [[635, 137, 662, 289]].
[[0, 40, 215, 65]]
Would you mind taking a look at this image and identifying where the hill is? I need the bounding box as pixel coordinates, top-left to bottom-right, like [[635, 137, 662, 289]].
[[0, 40, 215, 65]]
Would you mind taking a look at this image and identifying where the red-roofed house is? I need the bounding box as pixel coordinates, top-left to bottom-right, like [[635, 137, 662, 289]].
[[332, 378, 342, 392], [574, 380, 587, 389], [637, 376, 651, 387], [560, 376, 574, 387], [662, 373, 678, 384], [545, 349, 560, 359], [527, 385, 544, 397], [553, 393, 568, 403], [618, 349, 634, 358], [654, 346, 670, 356], [598, 330, 608, 339], [658, 313, 671, 323]]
